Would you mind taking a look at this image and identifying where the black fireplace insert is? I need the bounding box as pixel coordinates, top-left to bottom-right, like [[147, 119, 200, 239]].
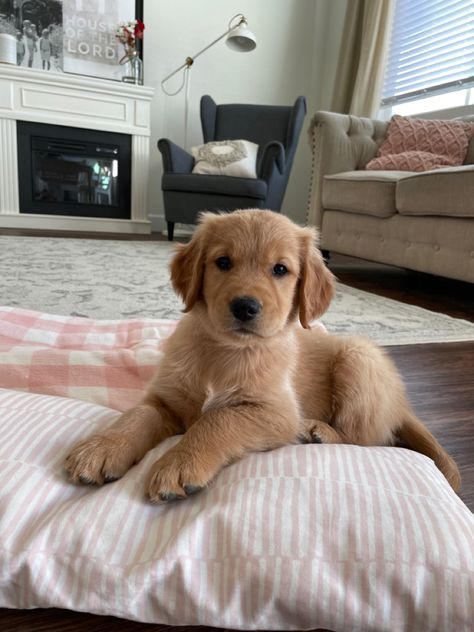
[[17, 122, 132, 219]]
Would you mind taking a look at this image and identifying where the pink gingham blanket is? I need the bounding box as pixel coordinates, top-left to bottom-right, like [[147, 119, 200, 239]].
[[0, 306, 328, 412], [0, 306, 178, 411]]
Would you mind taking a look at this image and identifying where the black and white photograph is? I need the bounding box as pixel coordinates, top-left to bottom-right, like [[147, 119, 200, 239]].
[[0, 0, 63, 71]]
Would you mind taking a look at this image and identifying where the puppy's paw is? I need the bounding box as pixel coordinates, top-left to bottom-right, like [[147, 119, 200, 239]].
[[298, 429, 323, 444], [300, 419, 344, 445], [64, 433, 137, 485], [308, 429, 323, 444], [145, 448, 211, 503], [306, 420, 344, 444]]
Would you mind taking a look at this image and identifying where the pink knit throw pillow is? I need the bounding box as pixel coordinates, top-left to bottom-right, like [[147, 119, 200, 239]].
[[366, 115, 474, 172], [367, 150, 456, 172]]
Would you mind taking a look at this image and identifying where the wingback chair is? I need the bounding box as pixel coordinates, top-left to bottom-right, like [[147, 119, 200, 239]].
[[158, 95, 307, 240]]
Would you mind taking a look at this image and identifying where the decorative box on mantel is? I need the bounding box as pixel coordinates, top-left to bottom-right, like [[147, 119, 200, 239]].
[[0, 65, 155, 234]]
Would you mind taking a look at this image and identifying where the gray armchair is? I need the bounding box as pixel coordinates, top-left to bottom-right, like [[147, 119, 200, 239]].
[[158, 95, 306, 240]]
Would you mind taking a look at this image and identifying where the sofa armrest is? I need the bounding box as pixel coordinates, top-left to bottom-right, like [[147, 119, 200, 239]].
[[306, 111, 388, 229], [157, 138, 194, 173]]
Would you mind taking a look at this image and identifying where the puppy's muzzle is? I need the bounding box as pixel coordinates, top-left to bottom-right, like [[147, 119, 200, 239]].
[[230, 296, 262, 322]]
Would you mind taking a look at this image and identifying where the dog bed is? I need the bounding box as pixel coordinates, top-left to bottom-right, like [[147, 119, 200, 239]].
[[0, 308, 472, 631]]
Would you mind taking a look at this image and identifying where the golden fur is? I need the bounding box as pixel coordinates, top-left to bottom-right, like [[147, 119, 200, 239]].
[[65, 209, 461, 499]]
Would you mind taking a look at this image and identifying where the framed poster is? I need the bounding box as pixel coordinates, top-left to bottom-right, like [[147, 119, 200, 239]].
[[63, 0, 143, 80], [0, 0, 143, 80]]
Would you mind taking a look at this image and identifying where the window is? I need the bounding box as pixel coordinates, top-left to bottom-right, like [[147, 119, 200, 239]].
[[381, 0, 474, 115]]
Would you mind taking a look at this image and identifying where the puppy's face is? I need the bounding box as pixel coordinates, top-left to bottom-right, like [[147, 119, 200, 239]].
[[171, 210, 335, 343], [203, 217, 301, 339]]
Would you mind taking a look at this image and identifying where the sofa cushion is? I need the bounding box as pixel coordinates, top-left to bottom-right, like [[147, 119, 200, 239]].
[[323, 170, 411, 218], [162, 173, 267, 199], [396, 165, 474, 218]]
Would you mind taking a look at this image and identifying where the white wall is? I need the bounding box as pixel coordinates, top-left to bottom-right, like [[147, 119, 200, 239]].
[[143, 0, 347, 230]]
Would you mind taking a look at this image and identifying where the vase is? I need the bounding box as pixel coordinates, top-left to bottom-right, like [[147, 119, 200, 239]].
[[121, 48, 143, 85]]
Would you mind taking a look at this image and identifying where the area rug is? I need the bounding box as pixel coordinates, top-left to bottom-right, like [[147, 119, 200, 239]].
[[1, 235, 473, 346]]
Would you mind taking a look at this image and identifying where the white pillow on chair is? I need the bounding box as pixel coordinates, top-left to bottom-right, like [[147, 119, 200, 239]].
[[191, 139, 258, 178]]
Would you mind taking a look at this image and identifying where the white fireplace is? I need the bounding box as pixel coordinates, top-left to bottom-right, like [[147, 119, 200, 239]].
[[0, 65, 155, 234]]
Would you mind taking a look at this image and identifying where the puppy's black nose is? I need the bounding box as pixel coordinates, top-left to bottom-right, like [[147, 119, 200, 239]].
[[230, 296, 262, 322]]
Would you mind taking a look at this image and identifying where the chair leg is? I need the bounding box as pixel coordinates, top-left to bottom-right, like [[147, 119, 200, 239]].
[[167, 221, 175, 241], [321, 249, 330, 264]]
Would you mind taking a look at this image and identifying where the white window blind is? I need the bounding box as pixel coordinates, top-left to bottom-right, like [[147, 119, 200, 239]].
[[382, 0, 474, 106]]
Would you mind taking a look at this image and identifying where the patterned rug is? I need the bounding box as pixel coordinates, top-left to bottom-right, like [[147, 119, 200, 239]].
[[1, 235, 473, 346]]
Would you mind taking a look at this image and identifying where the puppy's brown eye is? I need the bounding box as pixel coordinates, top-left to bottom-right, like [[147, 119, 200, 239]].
[[215, 256, 232, 271], [273, 263, 288, 277]]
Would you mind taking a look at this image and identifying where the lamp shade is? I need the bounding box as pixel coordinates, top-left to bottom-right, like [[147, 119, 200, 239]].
[[226, 23, 257, 52]]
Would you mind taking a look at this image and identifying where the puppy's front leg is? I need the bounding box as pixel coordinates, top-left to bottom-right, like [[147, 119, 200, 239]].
[[65, 401, 181, 485], [145, 402, 299, 503]]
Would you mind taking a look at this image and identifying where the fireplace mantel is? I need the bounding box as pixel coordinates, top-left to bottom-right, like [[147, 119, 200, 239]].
[[0, 65, 155, 233]]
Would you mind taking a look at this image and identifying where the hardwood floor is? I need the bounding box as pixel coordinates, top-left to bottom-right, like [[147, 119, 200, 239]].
[[384, 342, 474, 507], [0, 242, 472, 632], [329, 253, 474, 322]]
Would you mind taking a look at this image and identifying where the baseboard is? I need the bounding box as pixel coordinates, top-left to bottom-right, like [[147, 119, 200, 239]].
[[0, 213, 151, 234], [148, 214, 166, 233]]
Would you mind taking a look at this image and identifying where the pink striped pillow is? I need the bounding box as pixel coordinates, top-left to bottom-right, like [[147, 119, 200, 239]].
[[366, 115, 474, 172], [1, 388, 472, 630]]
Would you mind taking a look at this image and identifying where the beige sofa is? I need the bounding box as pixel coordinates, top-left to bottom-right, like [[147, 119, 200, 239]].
[[307, 112, 474, 283]]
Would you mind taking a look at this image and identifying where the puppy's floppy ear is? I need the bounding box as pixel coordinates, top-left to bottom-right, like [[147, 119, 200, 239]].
[[170, 224, 207, 312], [298, 227, 335, 328]]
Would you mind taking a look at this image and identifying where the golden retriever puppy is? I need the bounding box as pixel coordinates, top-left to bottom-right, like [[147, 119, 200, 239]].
[[65, 209, 460, 499]]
